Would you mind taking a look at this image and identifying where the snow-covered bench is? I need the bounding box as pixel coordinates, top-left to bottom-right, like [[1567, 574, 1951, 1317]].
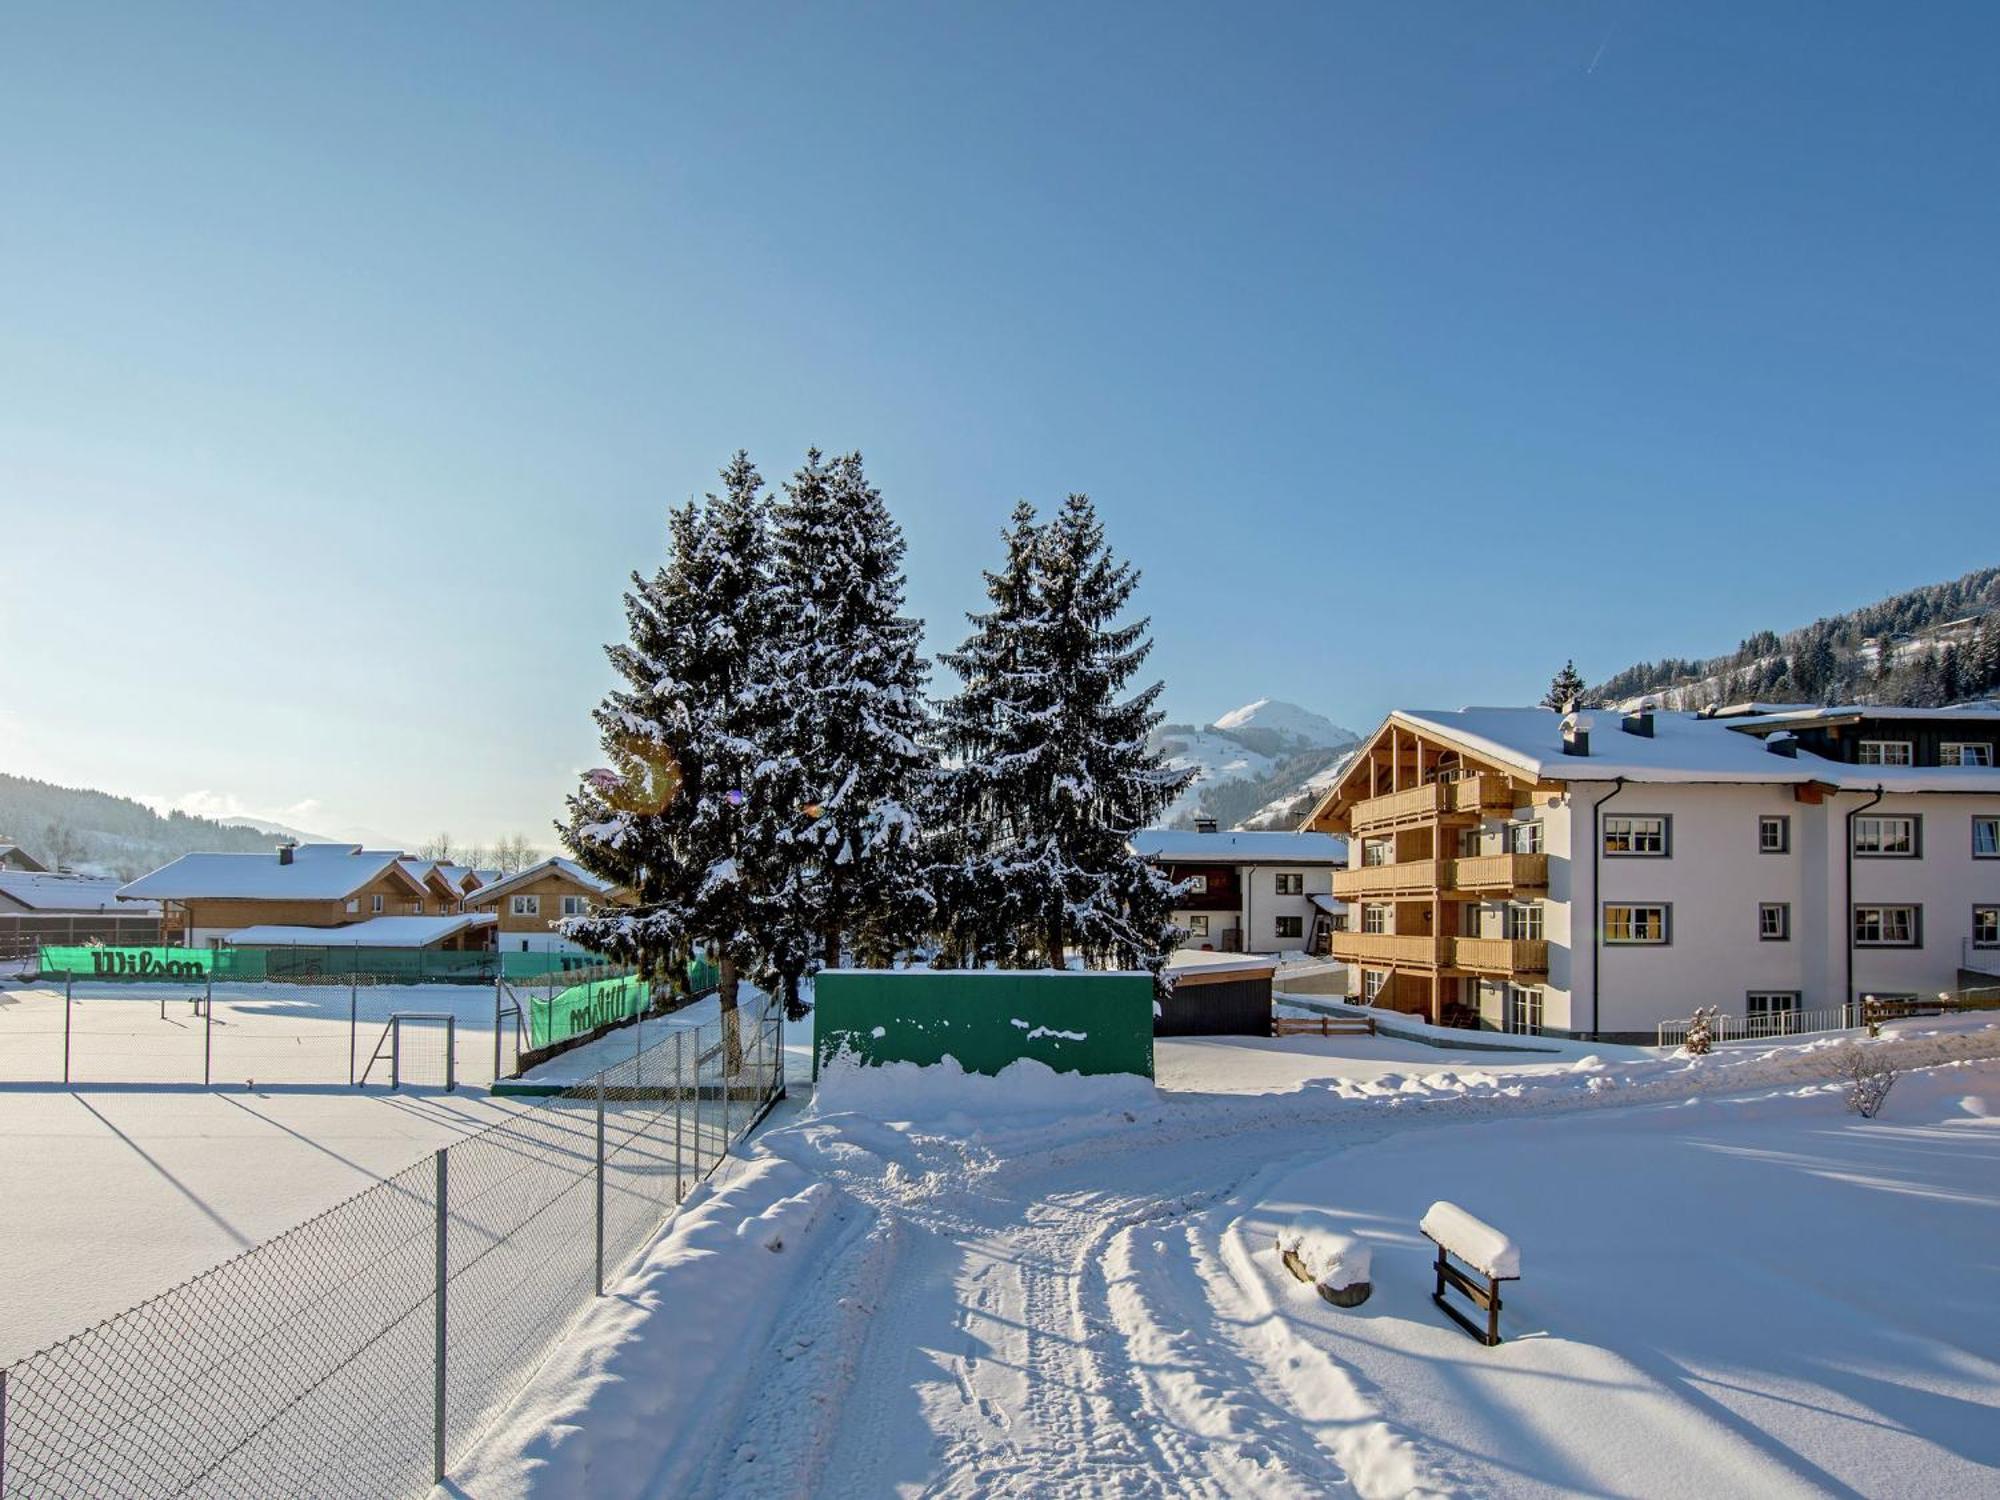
[[1420, 1201, 1519, 1347], [1275, 1215, 1372, 1307]]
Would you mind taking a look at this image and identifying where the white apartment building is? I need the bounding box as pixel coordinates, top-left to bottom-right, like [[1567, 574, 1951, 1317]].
[[1305, 703, 2000, 1041], [1131, 824, 1349, 955]]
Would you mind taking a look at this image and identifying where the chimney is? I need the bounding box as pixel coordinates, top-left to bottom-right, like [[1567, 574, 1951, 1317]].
[[1620, 709, 1655, 738], [1561, 712, 1591, 758], [1193, 816, 1218, 834], [278, 840, 297, 866], [1766, 732, 1798, 758]]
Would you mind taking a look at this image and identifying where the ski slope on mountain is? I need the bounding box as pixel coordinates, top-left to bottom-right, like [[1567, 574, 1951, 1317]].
[[449, 1021, 2000, 1500]]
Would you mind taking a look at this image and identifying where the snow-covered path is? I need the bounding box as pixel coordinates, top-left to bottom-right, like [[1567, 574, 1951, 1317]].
[[762, 1114, 1381, 1498]]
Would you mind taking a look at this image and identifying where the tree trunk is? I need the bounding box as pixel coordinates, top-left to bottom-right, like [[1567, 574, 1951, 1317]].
[[822, 929, 842, 970], [1046, 897, 1065, 972], [718, 954, 744, 1074]]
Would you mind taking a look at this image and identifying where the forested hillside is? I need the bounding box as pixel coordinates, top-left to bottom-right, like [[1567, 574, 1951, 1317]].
[[1588, 566, 2000, 710], [0, 773, 280, 879]]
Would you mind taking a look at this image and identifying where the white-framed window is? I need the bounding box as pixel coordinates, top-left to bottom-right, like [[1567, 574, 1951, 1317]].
[[1505, 904, 1543, 941], [1361, 839, 1393, 867], [1603, 903, 1669, 944], [1974, 817, 1999, 859], [1274, 872, 1303, 896], [1858, 739, 1912, 766], [1274, 915, 1303, 940], [1758, 815, 1789, 854], [1505, 984, 1543, 1035], [1853, 904, 1919, 947], [561, 894, 587, 918], [1943, 742, 1994, 767], [1758, 902, 1790, 941], [1973, 906, 1999, 949], [1361, 904, 1391, 934], [371, 894, 384, 914], [1182, 873, 1209, 895], [1746, 991, 1801, 1036], [511, 894, 541, 918], [1361, 969, 1388, 1002], [1508, 821, 1543, 855], [1603, 815, 1669, 856], [1187, 914, 1210, 937], [1852, 815, 1919, 857]]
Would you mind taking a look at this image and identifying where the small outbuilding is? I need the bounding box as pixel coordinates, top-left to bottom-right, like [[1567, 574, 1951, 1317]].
[[1157, 951, 1276, 1037]]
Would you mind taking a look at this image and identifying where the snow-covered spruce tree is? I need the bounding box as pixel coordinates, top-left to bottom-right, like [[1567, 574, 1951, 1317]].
[[1540, 660, 1588, 711], [767, 450, 936, 997], [559, 452, 786, 1072], [935, 495, 1191, 978]]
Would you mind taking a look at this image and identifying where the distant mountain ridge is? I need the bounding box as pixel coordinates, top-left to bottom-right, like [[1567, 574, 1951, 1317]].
[[1149, 698, 1360, 832], [0, 772, 289, 880], [1588, 566, 2000, 711]]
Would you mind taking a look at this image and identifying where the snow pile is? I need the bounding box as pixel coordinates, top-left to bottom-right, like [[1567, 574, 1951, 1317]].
[[1276, 1213, 1372, 1292], [443, 1157, 849, 1500], [1419, 1200, 1519, 1278], [813, 1052, 1156, 1122]]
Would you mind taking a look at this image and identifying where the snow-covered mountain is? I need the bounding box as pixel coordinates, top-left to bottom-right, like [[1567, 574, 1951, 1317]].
[[1150, 698, 1362, 831]]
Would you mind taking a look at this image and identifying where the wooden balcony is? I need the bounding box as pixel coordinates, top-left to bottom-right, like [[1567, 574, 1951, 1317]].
[[1332, 860, 1440, 900], [1446, 937, 1549, 975], [1329, 932, 1439, 968], [1349, 774, 1515, 833], [1443, 852, 1548, 894]]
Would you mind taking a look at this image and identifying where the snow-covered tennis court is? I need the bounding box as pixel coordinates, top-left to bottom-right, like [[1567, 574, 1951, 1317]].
[[452, 1017, 2000, 1499]]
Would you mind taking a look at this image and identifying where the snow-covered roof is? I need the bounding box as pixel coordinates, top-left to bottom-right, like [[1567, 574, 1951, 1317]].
[[459, 857, 616, 908], [117, 847, 419, 903], [1725, 704, 2000, 728], [1164, 951, 1278, 979], [0, 843, 48, 871], [1132, 828, 1348, 864], [437, 863, 476, 891], [1389, 707, 2000, 792], [0, 870, 158, 913], [224, 913, 497, 949]]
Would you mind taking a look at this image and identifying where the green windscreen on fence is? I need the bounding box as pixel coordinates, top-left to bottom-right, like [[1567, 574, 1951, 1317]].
[[36, 944, 621, 985], [527, 957, 724, 1050], [813, 969, 1155, 1080]]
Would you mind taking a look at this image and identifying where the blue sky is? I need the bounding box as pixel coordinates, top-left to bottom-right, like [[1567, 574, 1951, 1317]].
[[2, 2, 1995, 844]]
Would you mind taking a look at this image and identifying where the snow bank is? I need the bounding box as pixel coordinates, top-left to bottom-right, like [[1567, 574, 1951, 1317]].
[[812, 1052, 1156, 1122], [1276, 1214, 1372, 1292], [442, 1157, 847, 1500], [1419, 1200, 1519, 1278]]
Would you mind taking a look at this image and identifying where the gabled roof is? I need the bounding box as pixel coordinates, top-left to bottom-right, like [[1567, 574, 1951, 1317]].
[[117, 846, 428, 903], [0, 870, 156, 913], [1341, 706, 2000, 794], [459, 857, 616, 909], [1131, 828, 1348, 864], [0, 843, 49, 872], [224, 913, 497, 949]]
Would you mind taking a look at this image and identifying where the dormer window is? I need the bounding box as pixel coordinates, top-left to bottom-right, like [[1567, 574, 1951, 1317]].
[[1858, 740, 1912, 766], [1942, 742, 1993, 767]]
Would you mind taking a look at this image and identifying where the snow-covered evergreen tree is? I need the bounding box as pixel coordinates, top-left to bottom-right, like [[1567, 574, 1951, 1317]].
[[1540, 660, 1588, 711], [935, 495, 1191, 978], [766, 449, 936, 999], [559, 452, 785, 1070]]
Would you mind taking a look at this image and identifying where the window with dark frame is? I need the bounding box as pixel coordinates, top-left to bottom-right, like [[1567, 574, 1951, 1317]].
[[1852, 815, 1919, 857], [1759, 815, 1789, 854], [1274, 872, 1304, 895], [1274, 915, 1303, 939], [1974, 907, 1999, 949], [1603, 815, 1669, 856], [1759, 902, 1790, 941], [1603, 903, 1669, 943], [1974, 817, 1999, 859], [1852, 904, 1918, 946]]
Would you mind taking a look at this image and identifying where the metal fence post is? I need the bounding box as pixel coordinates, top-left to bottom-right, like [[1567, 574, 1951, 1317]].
[[64, 971, 73, 1085], [776, 1010, 786, 1100], [723, 1019, 734, 1152], [433, 1147, 448, 1483], [349, 980, 359, 1087], [392, 1017, 402, 1090], [445, 1015, 457, 1093], [594, 1073, 607, 1296], [203, 973, 213, 1087], [692, 1028, 703, 1181], [493, 974, 503, 1082], [674, 1029, 685, 1202]]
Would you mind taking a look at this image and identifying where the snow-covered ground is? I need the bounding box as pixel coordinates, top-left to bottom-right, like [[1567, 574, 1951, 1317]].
[[0, 1085, 541, 1363], [449, 1017, 2000, 1499]]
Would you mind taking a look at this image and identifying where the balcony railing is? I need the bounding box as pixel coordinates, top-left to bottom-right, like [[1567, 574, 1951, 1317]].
[[1447, 936, 1549, 974], [1349, 774, 1516, 832], [1329, 932, 1439, 967], [1332, 860, 1440, 900], [1443, 852, 1548, 893]]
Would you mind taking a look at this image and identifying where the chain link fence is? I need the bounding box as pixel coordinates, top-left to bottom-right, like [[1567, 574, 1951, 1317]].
[[0, 1000, 784, 1498]]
